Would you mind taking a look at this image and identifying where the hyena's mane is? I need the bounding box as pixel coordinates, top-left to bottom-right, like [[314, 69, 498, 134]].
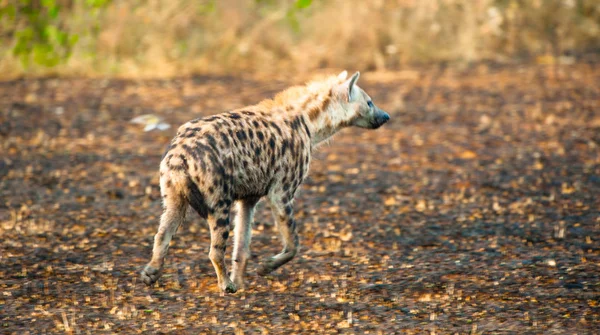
[[257, 75, 344, 120]]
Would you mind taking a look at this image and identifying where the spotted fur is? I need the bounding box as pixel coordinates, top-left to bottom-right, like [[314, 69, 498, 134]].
[[141, 71, 390, 293]]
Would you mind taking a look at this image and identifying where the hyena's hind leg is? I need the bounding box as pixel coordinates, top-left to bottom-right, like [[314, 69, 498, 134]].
[[141, 187, 187, 286], [258, 197, 299, 276], [230, 197, 260, 289], [207, 207, 237, 293]]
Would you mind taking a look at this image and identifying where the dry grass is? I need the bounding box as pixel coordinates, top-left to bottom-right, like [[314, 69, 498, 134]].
[[1, 0, 599, 78]]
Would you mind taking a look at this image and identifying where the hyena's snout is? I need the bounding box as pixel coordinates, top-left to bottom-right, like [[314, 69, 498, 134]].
[[371, 107, 390, 129]]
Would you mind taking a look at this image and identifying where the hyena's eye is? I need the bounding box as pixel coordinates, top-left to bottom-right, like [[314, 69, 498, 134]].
[[367, 101, 374, 108]]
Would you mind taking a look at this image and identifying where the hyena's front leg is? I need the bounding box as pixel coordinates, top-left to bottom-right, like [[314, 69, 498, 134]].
[[258, 198, 299, 276], [207, 208, 237, 293], [230, 198, 259, 289], [141, 196, 186, 286]]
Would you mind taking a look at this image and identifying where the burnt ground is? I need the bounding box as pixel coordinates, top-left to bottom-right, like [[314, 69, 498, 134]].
[[0, 64, 599, 334]]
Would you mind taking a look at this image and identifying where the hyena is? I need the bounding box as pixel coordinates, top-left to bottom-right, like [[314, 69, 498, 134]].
[[141, 71, 390, 293]]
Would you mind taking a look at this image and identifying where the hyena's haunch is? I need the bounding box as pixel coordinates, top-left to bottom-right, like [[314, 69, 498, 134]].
[[141, 71, 390, 293]]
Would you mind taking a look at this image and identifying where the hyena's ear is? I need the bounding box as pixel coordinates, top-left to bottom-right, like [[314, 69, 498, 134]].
[[347, 71, 360, 101], [337, 70, 348, 80]]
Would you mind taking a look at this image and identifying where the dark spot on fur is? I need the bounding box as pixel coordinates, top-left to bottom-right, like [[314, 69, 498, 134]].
[[216, 164, 225, 176], [290, 141, 297, 157], [206, 152, 219, 166], [255, 146, 261, 157], [222, 231, 229, 239], [236, 129, 247, 141], [257, 131, 264, 141], [291, 117, 301, 130], [182, 143, 198, 160], [184, 128, 197, 138], [269, 137, 276, 150], [285, 204, 293, 215], [219, 132, 230, 146], [204, 115, 219, 122], [298, 159, 304, 176], [252, 120, 259, 127], [180, 154, 189, 170], [282, 194, 291, 204], [166, 180, 172, 188], [195, 142, 213, 153], [171, 164, 185, 171], [206, 135, 218, 151], [281, 139, 288, 156], [229, 113, 241, 120], [270, 121, 282, 135], [216, 218, 229, 227], [300, 117, 311, 137], [288, 218, 296, 229]]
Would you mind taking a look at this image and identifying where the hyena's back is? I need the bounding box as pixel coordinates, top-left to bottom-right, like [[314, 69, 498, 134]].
[[160, 109, 312, 218]]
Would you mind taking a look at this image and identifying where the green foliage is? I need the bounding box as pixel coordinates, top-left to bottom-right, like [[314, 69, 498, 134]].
[[2, 0, 108, 67], [253, 0, 313, 32], [295, 0, 312, 9], [198, 0, 217, 15], [287, 0, 313, 32]]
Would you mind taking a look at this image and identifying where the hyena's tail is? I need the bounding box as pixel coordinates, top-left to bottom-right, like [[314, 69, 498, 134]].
[[160, 171, 210, 220], [159, 150, 212, 220], [185, 177, 210, 219]]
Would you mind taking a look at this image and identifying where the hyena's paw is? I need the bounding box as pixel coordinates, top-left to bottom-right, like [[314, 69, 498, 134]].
[[141, 265, 162, 286], [257, 258, 276, 276], [219, 279, 237, 294], [231, 276, 246, 291]]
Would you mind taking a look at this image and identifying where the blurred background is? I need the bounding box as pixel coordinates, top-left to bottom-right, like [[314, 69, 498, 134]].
[[1, 0, 600, 78]]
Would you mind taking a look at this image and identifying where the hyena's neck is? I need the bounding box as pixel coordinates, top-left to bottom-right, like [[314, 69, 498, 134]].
[[290, 90, 349, 147], [261, 78, 350, 148], [303, 100, 351, 146]]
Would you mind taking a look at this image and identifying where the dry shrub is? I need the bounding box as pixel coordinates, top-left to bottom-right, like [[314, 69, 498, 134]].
[[1, 0, 599, 78]]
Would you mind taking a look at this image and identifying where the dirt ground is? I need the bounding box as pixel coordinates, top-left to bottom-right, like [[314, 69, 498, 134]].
[[1, 63, 599, 334]]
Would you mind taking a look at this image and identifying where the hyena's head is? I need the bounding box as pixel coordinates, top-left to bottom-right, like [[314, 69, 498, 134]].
[[333, 71, 390, 129]]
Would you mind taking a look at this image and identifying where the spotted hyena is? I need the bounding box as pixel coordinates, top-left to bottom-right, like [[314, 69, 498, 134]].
[[141, 71, 390, 293]]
